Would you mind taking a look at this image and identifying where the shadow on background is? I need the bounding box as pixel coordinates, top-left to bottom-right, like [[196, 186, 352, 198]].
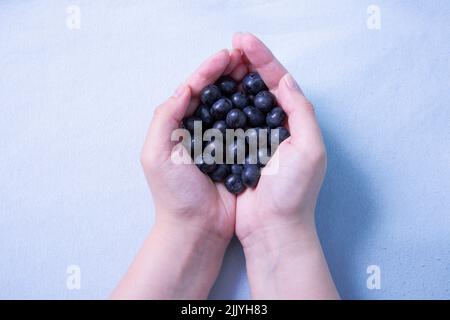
[[208, 237, 248, 299], [316, 126, 376, 299]]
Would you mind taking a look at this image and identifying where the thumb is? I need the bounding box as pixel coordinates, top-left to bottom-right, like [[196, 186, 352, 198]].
[[276, 74, 323, 147], [142, 84, 192, 162]]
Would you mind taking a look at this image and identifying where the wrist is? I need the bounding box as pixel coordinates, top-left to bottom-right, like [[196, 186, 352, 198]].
[[239, 215, 319, 260], [154, 207, 234, 244], [152, 218, 231, 255]]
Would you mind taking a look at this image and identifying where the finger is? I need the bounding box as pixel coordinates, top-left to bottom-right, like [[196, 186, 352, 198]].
[[232, 32, 287, 90], [229, 63, 248, 82], [223, 49, 242, 75], [143, 84, 192, 160], [186, 49, 231, 113], [276, 73, 323, 146]]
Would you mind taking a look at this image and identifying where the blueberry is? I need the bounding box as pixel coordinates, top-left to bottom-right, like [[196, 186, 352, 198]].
[[195, 105, 213, 128], [271, 127, 290, 144], [182, 116, 202, 132], [266, 107, 286, 128], [226, 108, 247, 129], [242, 72, 267, 95], [241, 164, 261, 188], [230, 164, 243, 175], [226, 139, 246, 164], [211, 98, 233, 120], [212, 120, 227, 135], [209, 164, 229, 182], [194, 154, 216, 174], [246, 146, 270, 167], [216, 76, 237, 96], [254, 91, 275, 113], [183, 135, 204, 158], [245, 127, 269, 149], [224, 174, 245, 194], [200, 84, 221, 106], [243, 106, 265, 127], [230, 92, 249, 109], [204, 137, 227, 162]]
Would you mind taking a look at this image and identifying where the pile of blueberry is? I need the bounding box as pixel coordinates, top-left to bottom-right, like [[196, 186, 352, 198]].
[[182, 72, 290, 194]]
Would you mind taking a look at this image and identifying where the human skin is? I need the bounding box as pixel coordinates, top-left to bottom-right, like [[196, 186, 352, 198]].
[[111, 33, 339, 300], [233, 33, 339, 300], [111, 49, 240, 299]]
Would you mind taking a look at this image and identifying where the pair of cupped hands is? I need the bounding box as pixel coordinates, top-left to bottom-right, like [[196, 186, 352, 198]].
[[141, 33, 326, 248]]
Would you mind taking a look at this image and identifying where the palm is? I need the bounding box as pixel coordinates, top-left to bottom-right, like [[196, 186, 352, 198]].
[[231, 33, 326, 240]]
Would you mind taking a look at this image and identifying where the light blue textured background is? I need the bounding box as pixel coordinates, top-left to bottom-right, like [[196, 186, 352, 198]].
[[0, 0, 449, 299]]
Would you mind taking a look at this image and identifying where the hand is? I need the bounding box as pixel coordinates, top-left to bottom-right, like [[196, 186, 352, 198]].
[[112, 49, 245, 299], [233, 33, 326, 245], [232, 33, 338, 299], [140, 49, 242, 242]]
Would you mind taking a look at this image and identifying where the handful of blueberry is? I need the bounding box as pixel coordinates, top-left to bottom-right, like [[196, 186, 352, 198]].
[[181, 72, 290, 194]]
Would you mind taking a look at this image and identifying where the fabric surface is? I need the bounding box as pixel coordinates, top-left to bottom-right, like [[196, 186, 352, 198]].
[[0, 0, 449, 299]]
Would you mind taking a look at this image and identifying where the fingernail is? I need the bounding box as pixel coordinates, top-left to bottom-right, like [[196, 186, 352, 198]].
[[284, 73, 303, 93], [173, 83, 187, 98]]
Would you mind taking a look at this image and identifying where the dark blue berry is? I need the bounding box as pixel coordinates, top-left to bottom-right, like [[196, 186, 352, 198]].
[[211, 98, 233, 120], [216, 76, 237, 96], [243, 106, 265, 127], [246, 146, 270, 167], [195, 105, 214, 128], [254, 91, 275, 113], [194, 154, 216, 174], [241, 164, 261, 188], [245, 127, 269, 149], [224, 174, 245, 194], [200, 85, 221, 106], [209, 164, 229, 182], [266, 107, 286, 128], [226, 108, 247, 129], [271, 127, 290, 144], [230, 92, 249, 109], [226, 139, 246, 164], [230, 164, 243, 175], [204, 139, 226, 164], [183, 116, 202, 132], [242, 72, 267, 95], [212, 120, 227, 135]]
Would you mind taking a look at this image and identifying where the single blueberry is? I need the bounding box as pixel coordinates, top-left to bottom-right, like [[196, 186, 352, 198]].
[[245, 127, 270, 149], [200, 84, 221, 106], [271, 127, 290, 145], [224, 174, 245, 194], [216, 76, 237, 96], [230, 164, 243, 175], [242, 72, 267, 95], [266, 107, 286, 128], [241, 164, 261, 188], [230, 92, 249, 109], [209, 164, 229, 182], [246, 146, 270, 167], [182, 135, 204, 159], [195, 104, 213, 128], [194, 154, 216, 174], [211, 98, 233, 120], [225, 138, 246, 164], [226, 108, 247, 129], [212, 120, 227, 135], [243, 106, 265, 127], [254, 91, 275, 113], [182, 116, 202, 132], [204, 138, 225, 162]]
